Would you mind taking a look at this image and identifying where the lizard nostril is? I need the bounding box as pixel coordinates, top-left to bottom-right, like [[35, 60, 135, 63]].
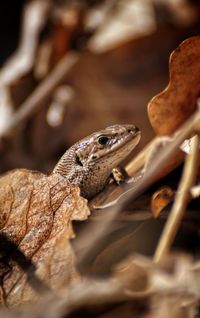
[[128, 127, 135, 133], [127, 126, 140, 134]]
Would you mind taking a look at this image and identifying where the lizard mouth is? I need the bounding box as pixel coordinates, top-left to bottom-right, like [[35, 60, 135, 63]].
[[111, 128, 141, 154]]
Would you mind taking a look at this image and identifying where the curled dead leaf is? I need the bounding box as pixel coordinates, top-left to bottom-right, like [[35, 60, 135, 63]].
[[0, 169, 90, 306], [148, 36, 200, 135], [151, 186, 174, 218]]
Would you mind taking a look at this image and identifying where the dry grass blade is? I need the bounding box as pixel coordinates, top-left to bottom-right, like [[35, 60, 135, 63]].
[[154, 134, 200, 262], [125, 138, 157, 177]]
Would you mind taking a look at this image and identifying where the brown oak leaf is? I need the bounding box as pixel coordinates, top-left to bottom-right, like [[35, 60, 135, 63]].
[[0, 169, 90, 306], [148, 36, 200, 135]]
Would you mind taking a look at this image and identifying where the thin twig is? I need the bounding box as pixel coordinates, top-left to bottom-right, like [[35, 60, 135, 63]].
[[154, 134, 200, 262], [0, 52, 79, 138], [125, 137, 157, 176]]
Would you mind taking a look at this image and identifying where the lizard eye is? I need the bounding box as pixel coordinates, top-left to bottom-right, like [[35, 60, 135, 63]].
[[97, 136, 110, 145]]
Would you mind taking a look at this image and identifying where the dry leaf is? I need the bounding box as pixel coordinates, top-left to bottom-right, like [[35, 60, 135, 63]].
[[0, 169, 90, 306], [146, 37, 200, 182], [148, 36, 200, 135], [151, 186, 174, 218]]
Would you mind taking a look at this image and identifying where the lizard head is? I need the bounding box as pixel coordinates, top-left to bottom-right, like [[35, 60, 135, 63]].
[[54, 124, 141, 198], [75, 124, 141, 168]]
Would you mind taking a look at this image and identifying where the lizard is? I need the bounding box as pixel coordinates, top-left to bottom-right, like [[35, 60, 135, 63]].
[[53, 124, 141, 199]]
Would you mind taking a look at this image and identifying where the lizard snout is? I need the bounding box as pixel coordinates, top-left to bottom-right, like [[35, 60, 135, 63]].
[[127, 125, 140, 135]]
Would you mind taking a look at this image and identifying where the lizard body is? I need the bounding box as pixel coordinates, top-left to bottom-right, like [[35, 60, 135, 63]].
[[53, 124, 141, 198]]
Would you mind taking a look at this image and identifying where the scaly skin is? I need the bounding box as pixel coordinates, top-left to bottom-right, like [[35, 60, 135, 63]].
[[53, 124, 141, 199]]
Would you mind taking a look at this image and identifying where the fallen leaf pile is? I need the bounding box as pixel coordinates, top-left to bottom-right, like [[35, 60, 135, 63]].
[[1, 254, 200, 317]]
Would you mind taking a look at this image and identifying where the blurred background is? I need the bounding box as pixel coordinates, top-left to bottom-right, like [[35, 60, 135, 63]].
[[0, 0, 199, 278], [0, 0, 200, 175]]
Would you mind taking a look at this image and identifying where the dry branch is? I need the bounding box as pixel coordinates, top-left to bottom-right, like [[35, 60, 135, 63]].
[[0, 0, 50, 86], [154, 134, 200, 261], [0, 53, 79, 138]]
